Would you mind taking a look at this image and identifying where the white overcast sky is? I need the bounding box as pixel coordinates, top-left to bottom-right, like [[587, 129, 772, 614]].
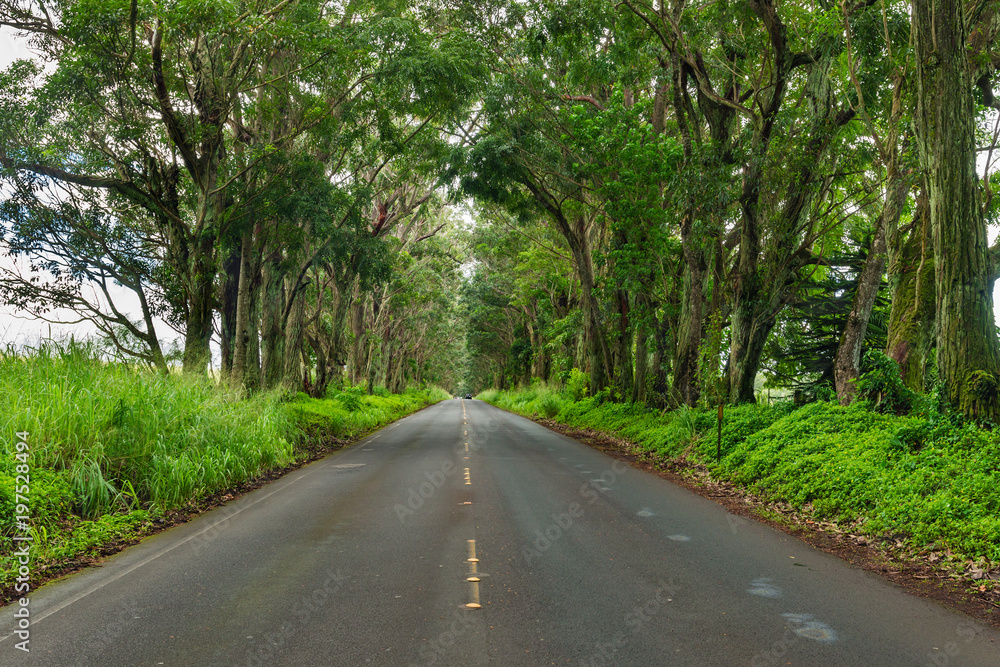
[[0, 27, 160, 349]]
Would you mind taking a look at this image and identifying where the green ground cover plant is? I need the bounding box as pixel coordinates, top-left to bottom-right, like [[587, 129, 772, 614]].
[[288, 385, 449, 439], [480, 384, 1000, 565], [0, 344, 445, 592]]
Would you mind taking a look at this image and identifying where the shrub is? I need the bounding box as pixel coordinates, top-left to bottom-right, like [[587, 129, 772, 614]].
[[854, 350, 917, 415], [538, 394, 561, 418], [565, 368, 589, 402]]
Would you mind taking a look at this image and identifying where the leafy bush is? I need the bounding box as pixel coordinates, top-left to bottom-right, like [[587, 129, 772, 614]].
[[854, 350, 917, 415], [477, 389, 500, 403], [538, 393, 561, 418], [286, 385, 446, 438], [565, 368, 589, 402]]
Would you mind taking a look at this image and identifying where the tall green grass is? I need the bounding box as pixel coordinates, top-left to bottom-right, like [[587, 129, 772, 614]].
[[287, 384, 450, 439], [0, 342, 295, 518], [0, 343, 446, 592]]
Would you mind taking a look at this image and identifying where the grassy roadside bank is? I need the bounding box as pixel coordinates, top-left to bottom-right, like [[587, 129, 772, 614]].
[[478, 385, 1000, 593], [0, 345, 447, 596]]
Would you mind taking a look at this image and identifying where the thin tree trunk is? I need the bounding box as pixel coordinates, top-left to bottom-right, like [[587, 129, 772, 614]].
[[246, 283, 261, 390], [833, 167, 904, 403], [219, 244, 240, 377], [259, 252, 286, 389], [231, 228, 254, 386]]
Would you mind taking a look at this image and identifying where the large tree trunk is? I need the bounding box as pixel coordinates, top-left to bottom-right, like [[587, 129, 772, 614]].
[[701, 237, 729, 406], [307, 333, 328, 398], [631, 291, 652, 405], [573, 228, 609, 393], [728, 207, 765, 404], [327, 277, 353, 389], [673, 215, 708, 407], [886, 197, 935, 390], [728, 301, 776, 404], [523, 194, 609, 392], [283, 280, 306, 390], [649, 310, 673, 407], [912, 0, 1000, 419], [181, 236, 216, 375], [612, 288, 633, 399], [348, 282, 366, 384]]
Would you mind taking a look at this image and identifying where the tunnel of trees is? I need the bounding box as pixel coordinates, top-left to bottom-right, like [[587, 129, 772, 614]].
[[2, 0, 1000, 421]]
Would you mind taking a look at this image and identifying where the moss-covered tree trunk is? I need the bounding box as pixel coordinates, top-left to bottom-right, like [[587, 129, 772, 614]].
[[259, 249, 286, 389], [181, 235, 217, 375], [886, 195, 935, 391], [611, 287, 633, 399], [912, 0, 1000, 419], [571, 219, 609, 394], [631, 291, 652, 405], [348, 291, 367, 385], [673, 216, 708, 407], [649, 309, 674, 408], [283, 281, 306, 390]]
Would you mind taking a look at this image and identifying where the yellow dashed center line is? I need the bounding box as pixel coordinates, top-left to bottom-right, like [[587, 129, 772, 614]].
[[465, 540, 482, 609]]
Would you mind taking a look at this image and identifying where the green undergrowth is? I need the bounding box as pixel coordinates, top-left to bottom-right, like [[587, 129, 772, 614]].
[[0, 343, 446, 593], [480, 384, 1000, 565], [288, 384, 449, 441]]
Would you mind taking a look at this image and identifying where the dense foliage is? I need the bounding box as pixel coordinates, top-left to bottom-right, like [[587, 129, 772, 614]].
[[0, 0, 479, 394], [450, 0, 1000, 422], [2, 1, 999, 416]]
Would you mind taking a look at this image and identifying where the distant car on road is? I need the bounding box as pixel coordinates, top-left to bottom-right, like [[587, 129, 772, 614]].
[[465, 393, 472, 399]]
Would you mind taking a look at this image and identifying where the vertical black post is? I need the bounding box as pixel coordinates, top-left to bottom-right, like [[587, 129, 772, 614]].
[[716, 404, 723, 462]]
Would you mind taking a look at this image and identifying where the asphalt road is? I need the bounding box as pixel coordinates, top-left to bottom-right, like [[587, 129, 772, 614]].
[[2, 399, 999, 666]]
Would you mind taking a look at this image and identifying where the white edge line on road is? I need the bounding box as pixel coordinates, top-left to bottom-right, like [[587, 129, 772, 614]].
[[0, 437, 375, 643]]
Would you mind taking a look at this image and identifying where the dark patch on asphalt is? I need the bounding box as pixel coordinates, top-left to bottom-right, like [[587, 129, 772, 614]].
[[531, 416, 1000, 631]]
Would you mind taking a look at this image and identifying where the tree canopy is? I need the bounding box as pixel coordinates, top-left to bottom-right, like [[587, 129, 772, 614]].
[[2, 0, 1000, 421]]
